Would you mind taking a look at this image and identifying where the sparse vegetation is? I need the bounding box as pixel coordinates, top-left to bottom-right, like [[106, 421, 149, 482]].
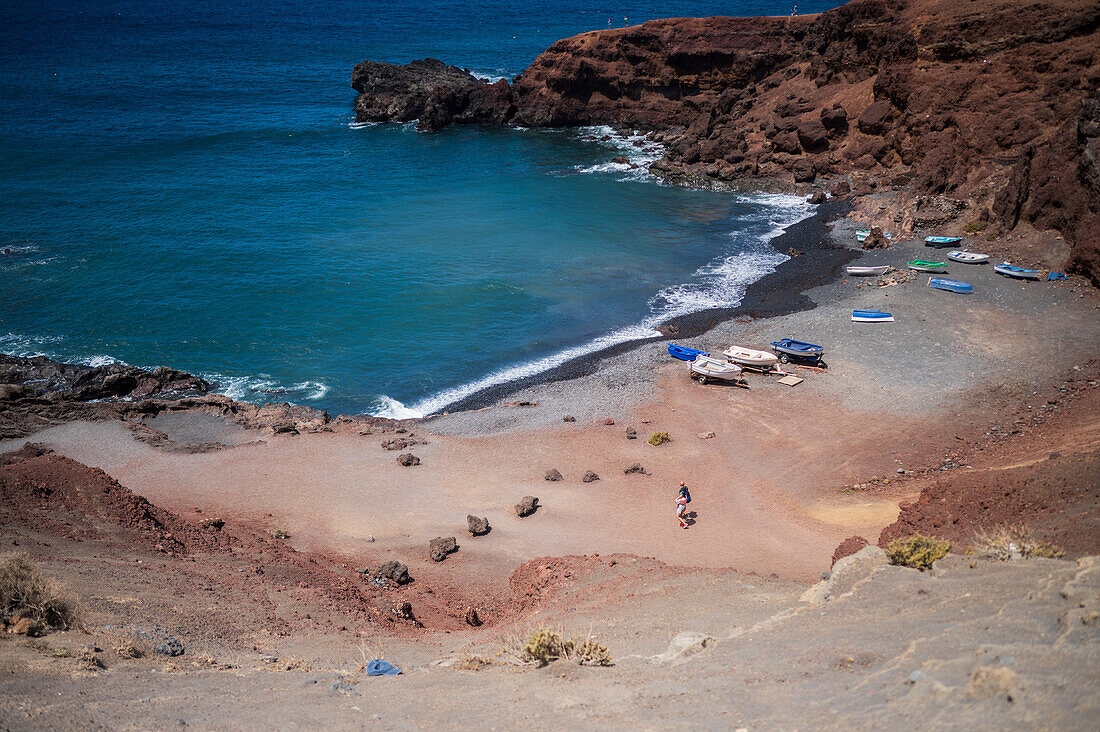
[[77, 651, 105, 671], [972, 524, 1064, 560], [270, 528, 290, 539], [509, 628, 613, 667], [454, 656, 492, 671], [114, 642, 144, 659], [962, 220, 988, 234], [885, 535, 951, 570], [647, 431, 671, 446], [0, 553, 78, 630]]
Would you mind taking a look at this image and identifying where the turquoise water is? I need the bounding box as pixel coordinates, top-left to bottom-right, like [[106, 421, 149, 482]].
[[0, 0, 839, 417]]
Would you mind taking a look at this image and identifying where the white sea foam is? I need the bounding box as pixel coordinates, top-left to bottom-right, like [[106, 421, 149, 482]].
[[0, 333, 125, 368], [373, 394, 423, 420], [348, 121, 380, 130], [202, 373, 331, 405], [571, 125, 666, 181], [471, 70, 512, 83], [401, 192, 814, 417]]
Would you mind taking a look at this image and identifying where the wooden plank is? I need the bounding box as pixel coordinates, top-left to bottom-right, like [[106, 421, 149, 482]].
[[777, 375, 804, 386]]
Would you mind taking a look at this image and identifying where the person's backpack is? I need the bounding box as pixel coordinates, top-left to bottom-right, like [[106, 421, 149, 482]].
[[680, 487, 691, 504]]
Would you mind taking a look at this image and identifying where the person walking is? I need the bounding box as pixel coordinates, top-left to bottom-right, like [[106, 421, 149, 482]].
[[676, 481, 691, 528]]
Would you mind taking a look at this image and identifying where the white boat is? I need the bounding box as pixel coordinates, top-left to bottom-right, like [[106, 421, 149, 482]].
[[722, 345, 780, 369], [846, 265, 890, 276], [690, 355, 743, 383], [947, 250, 990, 264]]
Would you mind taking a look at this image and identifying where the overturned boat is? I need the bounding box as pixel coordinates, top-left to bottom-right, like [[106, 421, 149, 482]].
[[928, 277, 973, 294], [846, 265, 890, 276]]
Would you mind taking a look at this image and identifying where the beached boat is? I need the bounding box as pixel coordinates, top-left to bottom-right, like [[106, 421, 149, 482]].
[[994, 262, 1042, 280], [928, 277, 973, 294], [852, 309, 894, 322], [908, 259, 949, 273], [924, 236, 963, 247], [690, 355, 743, 383], [846, 265, 890, 276], [771, 338, 825, 364], [668, 343, 708, 361], [947, 250, 989, 264], [722, 345, 779, 369], [856, 230, 892, 243]]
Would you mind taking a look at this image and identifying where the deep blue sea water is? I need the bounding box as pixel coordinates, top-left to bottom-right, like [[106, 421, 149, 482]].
[[0, 0, 841, 417]]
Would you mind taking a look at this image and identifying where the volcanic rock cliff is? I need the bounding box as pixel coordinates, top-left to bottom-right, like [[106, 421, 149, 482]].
[[353, 0, 1100, 282]]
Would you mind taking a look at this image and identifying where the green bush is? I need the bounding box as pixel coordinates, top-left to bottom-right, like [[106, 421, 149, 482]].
[[647, 431, 671, 446], [515, 629, 613, 667], [885, 535, 951, 570], [0, 554, 78, 630]]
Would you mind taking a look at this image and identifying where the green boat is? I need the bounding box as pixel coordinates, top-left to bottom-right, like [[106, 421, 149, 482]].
[[907, 259, 949, 273]]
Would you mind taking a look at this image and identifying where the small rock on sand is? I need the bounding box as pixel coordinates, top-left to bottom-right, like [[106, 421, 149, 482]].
[[698, 431, 715, 439], [465, 608, 482, 626], [397, 453, 420, 467], [545, 468, 563, 481], [624, 463, 646, 475], [154, 637, 185, 657], [467, 515, 490, 536], [429, 536, 457, 561], [515, 496, 539, 517], [603, 417, 615, 425], [625, 427, 637, 439], [562, 415, 575, 422], [582, 470, 599, 483], [381, 438, 408, 451]]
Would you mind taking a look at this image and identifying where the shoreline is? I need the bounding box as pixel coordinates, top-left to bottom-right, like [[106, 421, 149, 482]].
[[436, 199, 854, 414]]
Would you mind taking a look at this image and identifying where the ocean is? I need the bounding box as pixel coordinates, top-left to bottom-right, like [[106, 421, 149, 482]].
[[0, 0, 841, 417]]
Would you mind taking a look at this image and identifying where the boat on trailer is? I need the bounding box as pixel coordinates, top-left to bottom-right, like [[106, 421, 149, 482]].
[[722, 345, 779, 369], [908, 259, 949, 273], [852, 309, 894, 322], [846, 265, 890, 276], [994, 262, 1042, 280], [947, 250, 989, 264], [770, 338, 825, 364], [690, 355, 743, 383], [668, 343, 708, 361], [924, 236, 963, 247], [928, 277, 973, 294]]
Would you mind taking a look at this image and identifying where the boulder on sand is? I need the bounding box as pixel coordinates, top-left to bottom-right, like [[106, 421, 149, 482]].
[[515, 496, 539, 517], [429, 536, 457, 561], [544, 468, 563, 481], [467, 515, 491, 536], [624, 463, 646, 474], [397, 453, 420, 466], [625, 427, 637, 439], [465, 607, 482, 626], [582, 470, 599, 483], [377, 560, 412, 585]]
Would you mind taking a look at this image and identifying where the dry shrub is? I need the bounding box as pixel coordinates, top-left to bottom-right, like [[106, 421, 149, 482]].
[[885, 535, 951, 571], [454, 656, 492, 671], [114, 643, 144, 659], [508, 628, 612, 667], [0, 554, 78, 630], [962, 220, 988, 234], [972, 524, 1064, 560], [77, 651, 105, 671], [270, 529, 290, 539], [574, 637, 612, 666], [647, 431, 671, 446]]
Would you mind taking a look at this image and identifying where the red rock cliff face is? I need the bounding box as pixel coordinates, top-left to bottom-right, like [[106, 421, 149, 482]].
[[353, 0, 1100, 282]]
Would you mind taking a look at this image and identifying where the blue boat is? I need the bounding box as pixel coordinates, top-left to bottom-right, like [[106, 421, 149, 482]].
[[994, 262, 1042, 280], [928, 277, 973, 294], [925, 236, 963, 247], [770, 338, 825, 364], [852, 309, 894, 322], [668, 343, 709, 361]]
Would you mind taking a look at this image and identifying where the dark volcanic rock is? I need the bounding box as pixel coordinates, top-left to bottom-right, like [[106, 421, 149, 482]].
[[429, 536, 457, 561], [515, 496, 539, 517], [624, 463, 646, 475], [0, 354, 209, 402], [582, 470, 599, 483], [397, 453, 420, 467], [466, 514, 490, 536], [544, 468, 563, 482], [464, 607, 482, 626], [377, 560, 411, 585]]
